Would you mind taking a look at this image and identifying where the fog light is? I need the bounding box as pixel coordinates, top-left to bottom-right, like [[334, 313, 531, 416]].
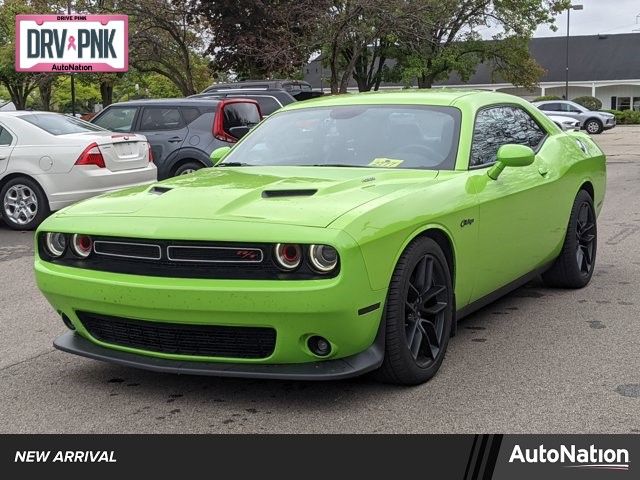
[[307, 335, 331, 357], [44, 232, 67, 257]]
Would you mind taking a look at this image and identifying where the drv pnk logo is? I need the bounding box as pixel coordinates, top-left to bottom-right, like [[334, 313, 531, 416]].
[[15, 14, 128, 73]]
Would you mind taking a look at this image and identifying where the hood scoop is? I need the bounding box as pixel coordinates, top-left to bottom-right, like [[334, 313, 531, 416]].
[[149, 186, 173, 195], [262, 189, 317, 198]]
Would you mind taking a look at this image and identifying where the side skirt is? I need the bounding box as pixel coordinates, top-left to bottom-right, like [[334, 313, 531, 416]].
[[455, 261, 553, 321]]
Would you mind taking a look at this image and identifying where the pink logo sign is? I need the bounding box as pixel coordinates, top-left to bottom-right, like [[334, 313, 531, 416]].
[[15, 14, 128, 73]]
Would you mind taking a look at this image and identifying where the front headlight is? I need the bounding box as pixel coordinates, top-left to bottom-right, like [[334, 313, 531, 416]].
[[44, 232, 67, 257], [308, 244, 339, 273]]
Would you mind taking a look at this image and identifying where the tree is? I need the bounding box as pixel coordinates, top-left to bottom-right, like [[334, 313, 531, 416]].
[[124, 0, 207, 95], [193, 0, 324, 79], [0, 0, 42, 109], [388, 0, 569, 89]]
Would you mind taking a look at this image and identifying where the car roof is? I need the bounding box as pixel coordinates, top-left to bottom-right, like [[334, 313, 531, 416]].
[[279, 89, 511, 111], [0, 110, 66, 118], [107, 98, 223, 107]]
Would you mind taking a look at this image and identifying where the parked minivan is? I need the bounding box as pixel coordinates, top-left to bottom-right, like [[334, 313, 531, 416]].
[[91, 98, 261, 179]]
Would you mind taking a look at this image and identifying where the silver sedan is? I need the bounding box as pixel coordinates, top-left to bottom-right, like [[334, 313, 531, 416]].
[[0, 111, 157, 230]]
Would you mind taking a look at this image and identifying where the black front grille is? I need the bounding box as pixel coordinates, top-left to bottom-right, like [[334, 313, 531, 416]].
[[39, 235, 339, 280], [78, 312, 276, 359], [94, 240, 161, 260]]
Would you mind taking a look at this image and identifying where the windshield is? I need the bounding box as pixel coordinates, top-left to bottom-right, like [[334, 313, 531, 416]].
[[220, 105, 461, 169], [19, 113, 107, 135]]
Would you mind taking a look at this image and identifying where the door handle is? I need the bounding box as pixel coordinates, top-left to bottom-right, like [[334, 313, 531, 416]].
[[538, 165, 549, 176], [0, 156, 6, 160], [168, 137, 182, 143]]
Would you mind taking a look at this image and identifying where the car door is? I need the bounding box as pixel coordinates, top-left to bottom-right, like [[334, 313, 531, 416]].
[[0, 123, 16, 175], [468, 105, 559, 301], [135, 106, 188, 165]]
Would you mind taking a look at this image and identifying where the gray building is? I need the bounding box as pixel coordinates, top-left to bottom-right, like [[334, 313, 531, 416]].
[[304, 33, 640, 110]]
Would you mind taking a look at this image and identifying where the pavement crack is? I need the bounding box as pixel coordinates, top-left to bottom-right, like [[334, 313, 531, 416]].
[[0, 349, 56, 373]]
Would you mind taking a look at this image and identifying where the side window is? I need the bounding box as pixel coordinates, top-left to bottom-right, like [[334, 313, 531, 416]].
[[139, 107, 185, 131], [0, 127, 13, 146], [540, 103, 559, 111], [181, 107, 202, 124], [92, 107, 137, 132], [223, 103, 261, 130], [471, 106, 546, 167]]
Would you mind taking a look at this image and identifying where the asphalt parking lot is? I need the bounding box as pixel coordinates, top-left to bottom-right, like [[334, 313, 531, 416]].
[[1, 127, 639, 434]]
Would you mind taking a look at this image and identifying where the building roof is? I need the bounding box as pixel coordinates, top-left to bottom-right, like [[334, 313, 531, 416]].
[[304, 33, 640, 89], [440, 33, 640, 85]]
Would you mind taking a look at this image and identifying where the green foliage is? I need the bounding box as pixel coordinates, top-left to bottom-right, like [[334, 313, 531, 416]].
[[533, 95, 561, 102], [572, 96, 602, 111], [51, 76, 102, 113], [606, 109, 640, 125]]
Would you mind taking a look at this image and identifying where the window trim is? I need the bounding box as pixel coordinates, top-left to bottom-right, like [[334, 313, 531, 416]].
[[468, 103, 549, 171]]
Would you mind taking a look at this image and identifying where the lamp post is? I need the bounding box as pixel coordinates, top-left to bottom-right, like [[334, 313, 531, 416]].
[[565, 4, 583, 100]]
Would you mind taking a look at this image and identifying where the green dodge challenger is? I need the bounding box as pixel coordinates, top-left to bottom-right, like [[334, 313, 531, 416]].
[[35, 91, 606, 385]]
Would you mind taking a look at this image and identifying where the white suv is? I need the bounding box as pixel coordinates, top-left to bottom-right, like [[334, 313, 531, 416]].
[[532, 100, 616, 134]]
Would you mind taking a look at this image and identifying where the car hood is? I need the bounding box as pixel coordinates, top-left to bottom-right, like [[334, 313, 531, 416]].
[[59, 166, 439, 228]]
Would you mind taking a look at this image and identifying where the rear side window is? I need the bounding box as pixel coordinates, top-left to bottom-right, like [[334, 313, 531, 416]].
[[0, 127, 13, 145], [19, 113, 106, 135], [223, 103, 261, 130], [471, 106, 546, 167], [93, 107, 137, 132], [229, 96, 281, 116], [181, 107, 202, 124], [140, 107, 185, 131]]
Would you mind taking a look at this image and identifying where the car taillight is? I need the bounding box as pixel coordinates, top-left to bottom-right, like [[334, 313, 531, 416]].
[[147, 142, 154, 163], [75, 142, 105, 168], [213, 101, 237, 143]]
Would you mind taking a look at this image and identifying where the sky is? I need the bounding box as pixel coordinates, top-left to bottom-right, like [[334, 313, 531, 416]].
[[477, 0, 640, 38], [535, 0, 640, 37]]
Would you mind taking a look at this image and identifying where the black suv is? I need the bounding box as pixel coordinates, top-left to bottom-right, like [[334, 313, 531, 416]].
[[201, 79, 324, 102], [91, 98, 261, 179], [190, 88, 296, 116]]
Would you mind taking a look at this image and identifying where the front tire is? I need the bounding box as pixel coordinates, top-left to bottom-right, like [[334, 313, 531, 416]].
[[378, 237, 453, 385], [542, 189, 597, 288], [1, 177, 49, 230], [584, 119, 603, 134]]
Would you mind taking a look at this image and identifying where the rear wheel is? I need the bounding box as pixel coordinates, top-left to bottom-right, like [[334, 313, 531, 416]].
[[584, 119, 603, 134], [542, 189, 597, 288], [174, 161, 203, 176], [1, 176, 49, 230], [378, 237, 453, 385]]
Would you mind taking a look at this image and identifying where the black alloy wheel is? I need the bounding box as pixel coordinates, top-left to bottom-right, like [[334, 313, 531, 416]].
[[542, 189, 597, 288], [378, 237, 453, 385], [575, 201, 596, 275], [404, 254, 448, 367]]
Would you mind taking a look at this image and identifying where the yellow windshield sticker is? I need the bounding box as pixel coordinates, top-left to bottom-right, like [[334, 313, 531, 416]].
[[369, 158, 404, 168]]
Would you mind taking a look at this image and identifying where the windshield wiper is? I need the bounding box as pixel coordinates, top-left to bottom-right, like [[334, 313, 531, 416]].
[[216, 162, 252, 167]]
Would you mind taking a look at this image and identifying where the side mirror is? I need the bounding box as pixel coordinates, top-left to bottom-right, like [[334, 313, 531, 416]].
[[210, 146, 231, 165], [487, 144, 535, 180], [227, 125, 251, 139]]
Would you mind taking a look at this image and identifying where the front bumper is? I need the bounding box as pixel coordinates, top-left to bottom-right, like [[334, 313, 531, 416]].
[[35, 224, 387, 374], [54, 329, 384, 380]]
